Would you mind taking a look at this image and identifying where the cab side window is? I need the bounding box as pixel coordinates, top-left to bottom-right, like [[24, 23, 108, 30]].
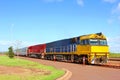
[[81, 39, 89, 45], [81, 40, 85, 45]]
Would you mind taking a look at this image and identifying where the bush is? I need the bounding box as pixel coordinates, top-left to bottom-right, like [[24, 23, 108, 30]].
[[8, 46, 14, 58]]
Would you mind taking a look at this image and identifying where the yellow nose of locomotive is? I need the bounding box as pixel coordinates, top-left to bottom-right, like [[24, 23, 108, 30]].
[[91, 46, 109, 53], [75, 33, 109, 64]]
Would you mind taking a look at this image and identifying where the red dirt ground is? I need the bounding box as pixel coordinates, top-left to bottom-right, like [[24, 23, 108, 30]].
[[20, 57, 120, 80], [0, 66, 50, 76]]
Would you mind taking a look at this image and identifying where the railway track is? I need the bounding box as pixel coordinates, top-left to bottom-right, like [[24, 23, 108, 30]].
[[109, 58, 120, 61], [15, 55, 120, 69], [95, 64, 120, 69], [94, 59, 120, 69], [101, 58, 120, 69], [58, 58, 120, 69], [90, 58, 120, 69]]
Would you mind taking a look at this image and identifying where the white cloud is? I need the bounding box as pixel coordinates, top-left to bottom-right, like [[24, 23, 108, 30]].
[[117, 2, 120, 13], [112, 2, 120, 14], [108, 36, 120, 52], [108, 36, 120, 43], [108, 2, 120, 24], [77, 0, 84, 6], [109, 45, 120, 53], [0, 40, 39, 51], [107, 19, 114, 24], [103, 0, 117, 3], [12, 40, 39, 48], [43, 0, 85, 7], [43, 0, 63, 3], [0, 41, 11, 46]]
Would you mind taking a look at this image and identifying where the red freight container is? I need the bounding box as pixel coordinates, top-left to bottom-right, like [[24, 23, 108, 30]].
[[27, 44, 46, 55]]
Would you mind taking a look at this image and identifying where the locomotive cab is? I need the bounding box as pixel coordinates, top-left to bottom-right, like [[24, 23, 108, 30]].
[[76, 33, 109, 64]]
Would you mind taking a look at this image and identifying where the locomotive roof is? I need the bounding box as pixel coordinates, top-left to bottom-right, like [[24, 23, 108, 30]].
[[80, 32, 106, 40]]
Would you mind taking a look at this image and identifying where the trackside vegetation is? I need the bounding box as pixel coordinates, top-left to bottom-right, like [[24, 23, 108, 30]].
[[0, 55, 64, 80], [8, 46, 14, 58], [109, 53, 120, 58]]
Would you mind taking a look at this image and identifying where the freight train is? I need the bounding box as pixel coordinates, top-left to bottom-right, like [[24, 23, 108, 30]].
[[15, 33, 109, 64]]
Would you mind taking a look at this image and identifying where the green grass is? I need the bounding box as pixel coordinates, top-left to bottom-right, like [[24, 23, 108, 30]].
[[0, 55, 64, 80], [109, 53, 120, 58]]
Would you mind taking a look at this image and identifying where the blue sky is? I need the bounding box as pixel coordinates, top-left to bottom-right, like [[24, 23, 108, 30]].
[[0, 0, 120, 52]]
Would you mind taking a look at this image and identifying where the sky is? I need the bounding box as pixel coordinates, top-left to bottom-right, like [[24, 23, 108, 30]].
[[0, 0, 120, 53]]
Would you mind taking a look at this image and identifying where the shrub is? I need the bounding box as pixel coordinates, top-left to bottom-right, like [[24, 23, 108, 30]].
[[8, 46, 14, 58]]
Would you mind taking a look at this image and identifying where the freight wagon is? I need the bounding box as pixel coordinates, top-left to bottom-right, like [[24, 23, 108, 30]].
[[16, 33, 109, 64]]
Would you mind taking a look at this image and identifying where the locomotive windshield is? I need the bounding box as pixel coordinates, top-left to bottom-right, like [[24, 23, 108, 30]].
[[89, 39, 98, 45], [89, 39, 107, 45], [99, 40, 107, 45], [81, 39, 107, 45]]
